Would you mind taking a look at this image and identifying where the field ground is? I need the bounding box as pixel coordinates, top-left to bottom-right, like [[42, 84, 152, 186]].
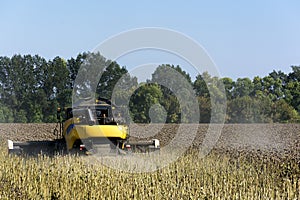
[[0, 123, 299, 199], [1, 123, 299, 158]]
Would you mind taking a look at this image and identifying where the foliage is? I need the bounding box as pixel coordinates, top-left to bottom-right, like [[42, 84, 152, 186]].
[[129, 83, 163, 123], [227, 96, 272, 123], [0, 53, 132, 123], [0, 53, 299, 123], [149, 64, 198, 123]]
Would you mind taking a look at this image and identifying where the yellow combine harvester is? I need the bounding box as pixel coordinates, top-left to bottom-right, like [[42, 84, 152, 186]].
[[8, 98, 160, 156]]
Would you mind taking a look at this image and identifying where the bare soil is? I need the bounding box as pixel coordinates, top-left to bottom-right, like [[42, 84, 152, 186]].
[[1, 123, 299, 159]]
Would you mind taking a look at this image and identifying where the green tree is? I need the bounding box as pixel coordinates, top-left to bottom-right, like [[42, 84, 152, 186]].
[[286, 66, 300, 113], [221, 77, 234, 100], [232, 78, 254, 98], [271, 99, 299, 122], [72, 52, 116, 101], [49, 56, 71, 107], [194, 72, 226, 123], [15, 109, 27, 123], [198, 96, 211, 123], [151, 64, 197, 123], [129, 83, 163, 123], [252, 76, 263, 97], [0, 104, 14, 123], [227, 96, 252, 123], [269, 70, 287, 99], [96, 61, 130, 99], [193, 72, 210, 98], [23, 55, 47, 122], [67, 52, 88, 89]]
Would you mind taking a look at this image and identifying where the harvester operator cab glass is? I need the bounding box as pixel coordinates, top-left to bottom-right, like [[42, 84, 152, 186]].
[[95, 106, 116, 125], [73, 109, 89, 124], [71, 105, 122, 125]]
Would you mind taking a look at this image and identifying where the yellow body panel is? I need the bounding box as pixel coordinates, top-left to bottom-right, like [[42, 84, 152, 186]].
[[63, 118, 128, 150]]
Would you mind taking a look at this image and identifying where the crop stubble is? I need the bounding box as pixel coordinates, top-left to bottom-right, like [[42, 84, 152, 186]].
[[0, 123, 299, 199]]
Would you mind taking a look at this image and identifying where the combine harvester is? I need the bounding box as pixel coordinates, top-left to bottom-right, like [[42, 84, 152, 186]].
[[8, 98, 160, 156]]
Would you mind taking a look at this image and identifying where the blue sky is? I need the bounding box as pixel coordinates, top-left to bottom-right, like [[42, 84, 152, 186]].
[[1, 0, 300, 80]]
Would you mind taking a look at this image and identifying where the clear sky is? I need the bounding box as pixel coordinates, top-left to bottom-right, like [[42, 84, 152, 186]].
[[1, 0, 300, 80]]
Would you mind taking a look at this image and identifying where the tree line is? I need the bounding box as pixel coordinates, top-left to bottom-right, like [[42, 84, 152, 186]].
[[0, 52, 299, 123]]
